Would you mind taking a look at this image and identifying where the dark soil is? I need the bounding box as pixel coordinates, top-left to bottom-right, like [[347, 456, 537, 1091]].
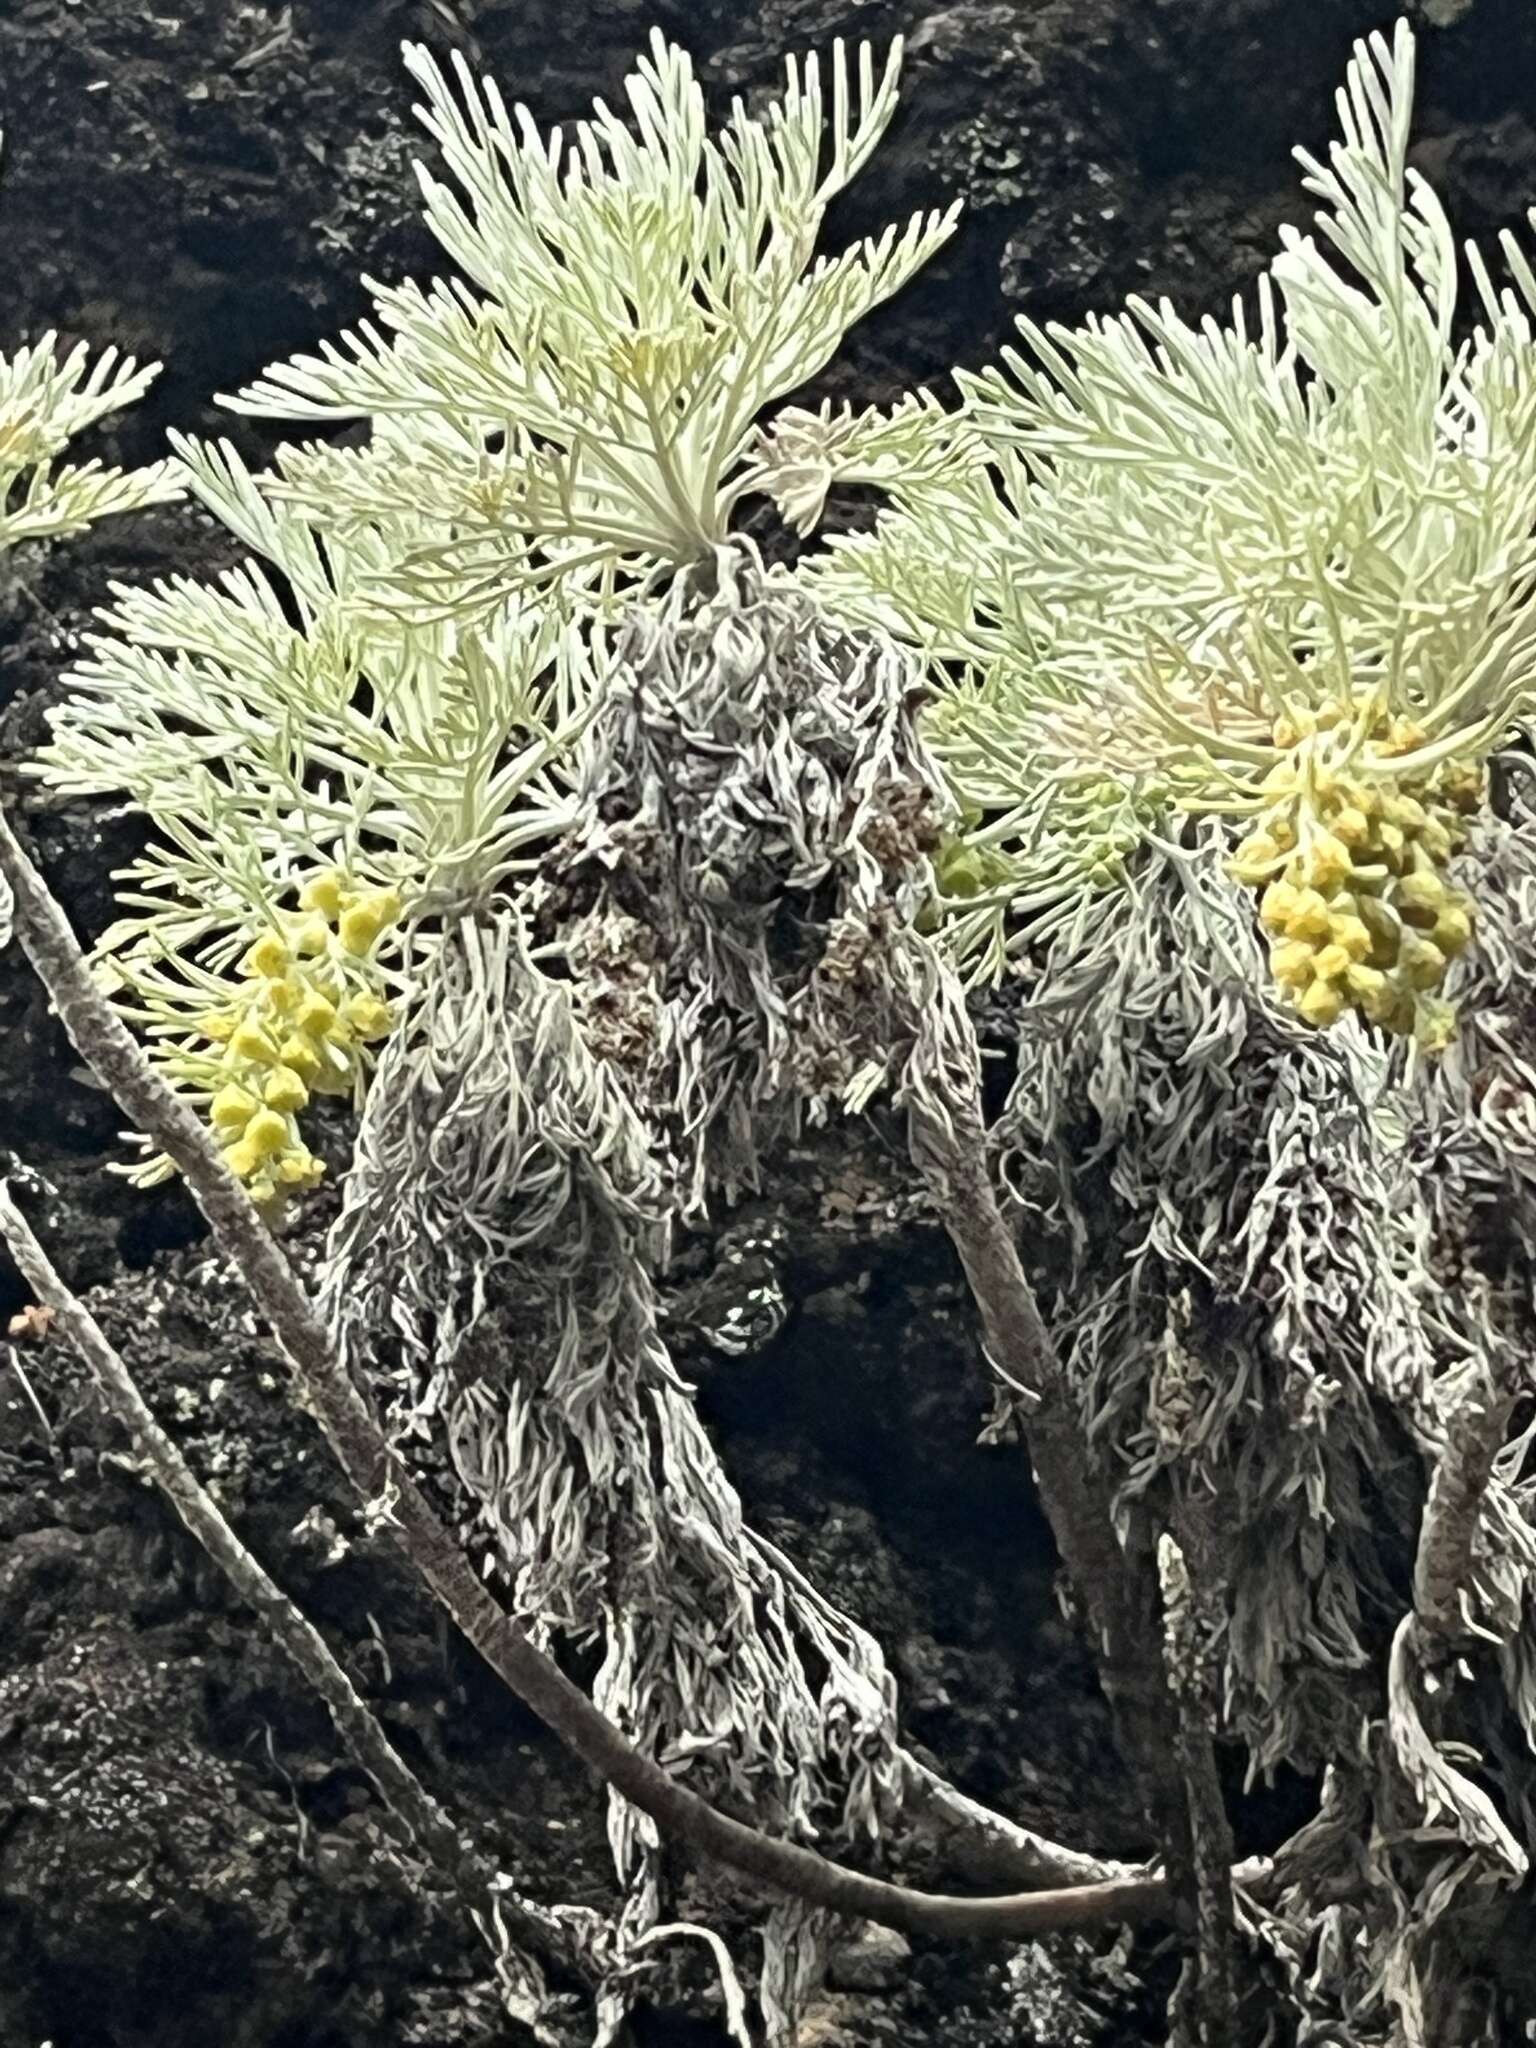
[[2, 1, 1534, 2042]]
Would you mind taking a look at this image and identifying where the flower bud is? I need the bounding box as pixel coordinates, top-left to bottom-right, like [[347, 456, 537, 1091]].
[[338, 892, 400, 955], [1270, 940, 1316, 989], [308, 1051, 357, 1097], [263, 1067, 310, 1113], [298, 870, 346, 918], [230, 1020, 278, 1064], [1380, 794, 1427, 833], [223, 1136, 262, 1180], [1284, 889, 1333, 941], [1330, 804, 1371, 848], [276, 1151, 325, 1188], [1398, 933, 1447, 991], [1432, 903, 1473, 956], [210, 1084, 258, 1132], [1328, 914, 1372, 961], [244, 1108, 290, 1160], [1299, 979, 1345, 1026], [1260, 880, 1301, 932], [1384, 717, 1427, 754], [238, 931, 290, 979], [345, 993, 394, 1042], [1302, 830, 1352, 890], [1272, 708, 1316, 747], [278, 1034, 323, 1082], [294, 991, 338, 1037], [1344, 964, 1391, 1019], [1394, 871, 1445, 926]]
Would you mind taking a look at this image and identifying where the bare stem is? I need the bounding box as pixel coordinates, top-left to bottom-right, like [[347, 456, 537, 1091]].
[[0, 1180, 585, 1984], [910, 1094, 1190, 1853]]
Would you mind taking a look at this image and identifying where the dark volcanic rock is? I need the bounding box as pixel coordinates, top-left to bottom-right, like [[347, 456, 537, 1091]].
[[2, 0, 1534, 2041]]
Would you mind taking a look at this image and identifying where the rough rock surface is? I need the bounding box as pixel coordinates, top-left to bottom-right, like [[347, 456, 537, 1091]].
[[1, 0, 1532, 2041]]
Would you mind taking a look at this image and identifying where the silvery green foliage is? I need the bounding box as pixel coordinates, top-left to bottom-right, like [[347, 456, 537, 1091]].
[[550, 544, 970, 1218], [0, 332, 180, 550], [25, 25, 956, 1142], [317, 912, 901, 2044], [32, 436, 584, 1099], [998, 819, 1536, 2037], [220, 32, 957, 620], [1, 125, 179, 550], [770, 20, 1536, 976]]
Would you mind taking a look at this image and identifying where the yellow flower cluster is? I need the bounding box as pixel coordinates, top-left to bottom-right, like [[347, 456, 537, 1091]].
[[199, 871, 401, 1203], [1229, 703, 1484, 1050]]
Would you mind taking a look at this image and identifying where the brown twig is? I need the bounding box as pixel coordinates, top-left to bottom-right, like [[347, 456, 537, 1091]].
[[0, 1181, 587, 1987], [910, 1094, 1190, 1855]]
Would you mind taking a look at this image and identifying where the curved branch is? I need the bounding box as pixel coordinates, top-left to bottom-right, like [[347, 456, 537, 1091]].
[[0, 801, 1172, 1943]]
